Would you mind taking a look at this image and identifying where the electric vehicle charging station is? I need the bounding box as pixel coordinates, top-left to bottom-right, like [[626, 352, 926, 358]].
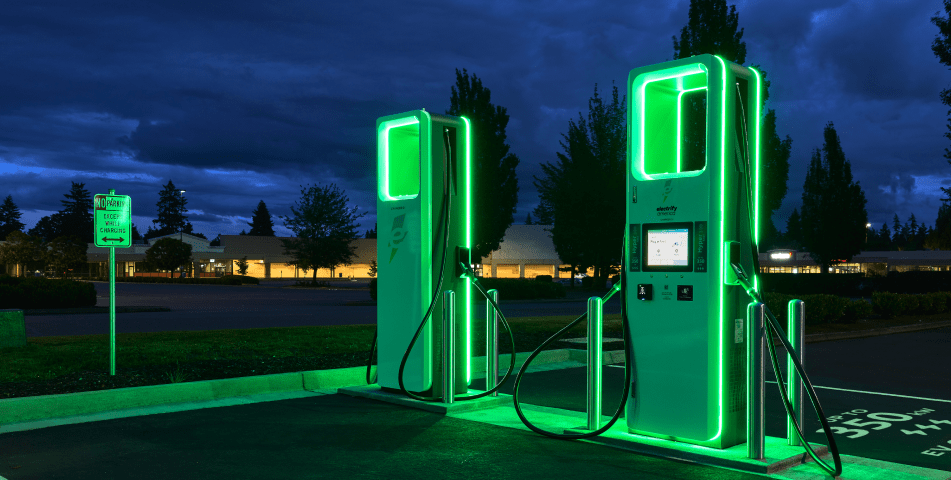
[[375, 109, 472, 397], [624, 54, 761, 449]]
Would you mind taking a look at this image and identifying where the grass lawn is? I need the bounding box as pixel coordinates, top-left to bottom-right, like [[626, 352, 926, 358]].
[[1, 311, 947, 399]]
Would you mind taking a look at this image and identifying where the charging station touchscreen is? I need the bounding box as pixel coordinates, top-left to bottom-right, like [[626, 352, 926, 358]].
[[647, 228, 689, 266]]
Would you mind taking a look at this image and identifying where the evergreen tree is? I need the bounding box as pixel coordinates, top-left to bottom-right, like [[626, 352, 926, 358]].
[[0, 195, 25, 239], [535, 84, 626, 286], [145, 238, 192, 275], [931, 3, 951, 202], [525, 213, 533, 225], [210, 234, 221, 247], [247, 200, 276, 236], [150, 180, 187, 239], [784, 208, 802, 248], [674, 0, 791, 249], [927, 203, 951, 249], [447, 68, 520, 260], [280, 184, 365, 284], [130, 223, 142, 241], [59, 182, 94, 243], [877, 223, 892, 250], [28, 214, 62, 242], [799, 122, 868, 271], [892, 214, 904, 249], [532, 203, 554, 225], [364, 223, 377, 239]]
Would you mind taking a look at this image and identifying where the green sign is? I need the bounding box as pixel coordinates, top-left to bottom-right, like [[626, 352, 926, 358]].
[[94, 194, 132, 248]]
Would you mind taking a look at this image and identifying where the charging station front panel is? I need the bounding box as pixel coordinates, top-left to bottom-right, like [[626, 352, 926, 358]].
[[376, 110, 471, 395], [625, 55, 761, 448]]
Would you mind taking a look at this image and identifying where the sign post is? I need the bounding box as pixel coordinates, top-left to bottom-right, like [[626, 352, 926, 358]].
[[94, 190, 132, 375]]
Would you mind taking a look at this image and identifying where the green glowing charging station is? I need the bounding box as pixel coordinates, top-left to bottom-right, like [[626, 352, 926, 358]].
[[376, 110, 472, 396], [625, 54, 762, 448]]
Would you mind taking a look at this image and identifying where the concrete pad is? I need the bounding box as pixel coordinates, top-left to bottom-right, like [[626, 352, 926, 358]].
[[338, 384, 511, 414]]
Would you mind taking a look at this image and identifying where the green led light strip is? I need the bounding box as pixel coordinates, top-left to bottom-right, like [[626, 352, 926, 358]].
[[377, 117, 420, 201], [462, 116, 472, 384], [749, 67, 763, 292], [712, 55, 728, 443], [633, 63, 707, 180]]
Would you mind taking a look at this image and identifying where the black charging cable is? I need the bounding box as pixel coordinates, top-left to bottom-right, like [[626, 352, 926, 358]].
[[512, 241, 633, 440]]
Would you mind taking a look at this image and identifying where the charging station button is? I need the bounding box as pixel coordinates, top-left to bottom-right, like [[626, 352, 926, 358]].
[[637, 284, 653, 300], [677, 285, 693, 301]]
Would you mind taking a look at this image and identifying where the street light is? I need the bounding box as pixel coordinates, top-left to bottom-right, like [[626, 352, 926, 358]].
[[180, 189, 186, 278], [866, 222, 872, 245]]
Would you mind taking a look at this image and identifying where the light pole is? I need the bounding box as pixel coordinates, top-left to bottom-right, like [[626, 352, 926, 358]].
[[180, 189, 186, 278], [866, 222, 872, 245]]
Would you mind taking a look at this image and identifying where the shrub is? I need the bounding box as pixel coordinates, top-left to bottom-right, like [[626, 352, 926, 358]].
[[872, 292, 902, 319], [535, 275, 553, 282], [369, 278, 377, 301], [581, 276, 594, 289], [842, 299, 873, 324], [476, 278, 566, 300], [899, 294, 920, 315], [0, 277, 97, 309]]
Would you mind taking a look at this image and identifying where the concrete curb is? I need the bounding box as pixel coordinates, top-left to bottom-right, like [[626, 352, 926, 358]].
[[803, 320, 951, 344], [0, 348, 587, 427], [0, 366, 366, 426]]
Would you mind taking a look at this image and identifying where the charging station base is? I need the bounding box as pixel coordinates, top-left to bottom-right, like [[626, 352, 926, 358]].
[[563, 423, 827, 475], [337, 385, 511, 415]]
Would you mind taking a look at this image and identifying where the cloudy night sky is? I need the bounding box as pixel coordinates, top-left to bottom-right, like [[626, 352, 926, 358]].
[[1, 0, 949, 239]]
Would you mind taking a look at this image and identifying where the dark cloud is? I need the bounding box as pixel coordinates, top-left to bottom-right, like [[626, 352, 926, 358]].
[[1, 0, 950, 241]]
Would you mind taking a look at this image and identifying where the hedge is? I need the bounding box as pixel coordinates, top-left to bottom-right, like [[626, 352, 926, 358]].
[[761, 292, 870, 325], [761, 271, 951, 296], [0, 276, 97, 309], [872, 291, 951, 319]]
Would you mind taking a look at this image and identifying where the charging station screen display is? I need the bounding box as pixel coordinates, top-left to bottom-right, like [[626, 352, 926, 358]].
[[646, 228, 689, 266]]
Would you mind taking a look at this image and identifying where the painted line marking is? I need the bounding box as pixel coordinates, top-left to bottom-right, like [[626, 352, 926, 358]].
[[765, 381, 951, 404]]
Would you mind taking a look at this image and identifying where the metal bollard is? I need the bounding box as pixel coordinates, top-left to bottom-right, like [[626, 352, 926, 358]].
[[486, 289, 499, 396], [587, 296, 603, 431], [442, 290, 455, 405], [747, 302, 765, 460], [787, 300, 805, 446]]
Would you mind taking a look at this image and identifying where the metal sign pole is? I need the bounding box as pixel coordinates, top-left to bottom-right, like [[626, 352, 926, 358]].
[[110, 244, 116, 376]]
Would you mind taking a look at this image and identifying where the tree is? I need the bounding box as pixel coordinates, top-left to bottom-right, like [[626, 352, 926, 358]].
[[210, 234, 221, 247], [247, 200, 275, 236], [877, 223, 892, 251], [26, 182, 94, 243], [148, 180, 188, 240], [674, 0, 791, 249], [932, 2, 951, 203], [235, 256, 250, 275], [280, 183, 365, 283], [927, 203, 951, 249], [525, 213, 533, 225], [28, 214, 62, 242], [0, 195, 25, 239], [799, 122, 868, 271], [364, 223, 377, 239], [447, 68, 520, 260], [59, 182, 94, 244], [368, 259, 377, 278], [144, 238, 192, 274], [131, 223, 142, 241], [673, 0, 746, 62], [532, 203, 553, 225], [535, 84, 626, 287], [46, 235, 87, 278], [0, 231, 46, 277], [784, 208, 802, 249]]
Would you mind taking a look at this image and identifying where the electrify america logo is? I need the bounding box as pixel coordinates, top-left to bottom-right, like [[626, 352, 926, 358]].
[[656, 206, 678, 217], [389, 214, 408, 263], [662, 179, 674, 202]]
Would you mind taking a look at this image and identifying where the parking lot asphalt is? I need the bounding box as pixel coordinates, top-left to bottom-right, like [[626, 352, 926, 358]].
[[24, 282, 620, 337], [0, 392, 766, 480]]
